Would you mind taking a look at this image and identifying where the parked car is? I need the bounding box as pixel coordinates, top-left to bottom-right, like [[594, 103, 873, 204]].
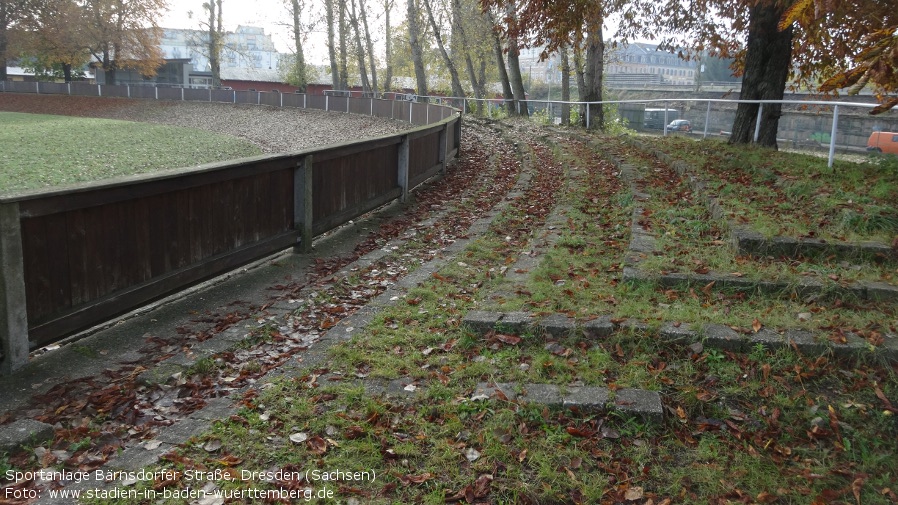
[[867, 131, 898, 154], [667, 119, 692, 132]]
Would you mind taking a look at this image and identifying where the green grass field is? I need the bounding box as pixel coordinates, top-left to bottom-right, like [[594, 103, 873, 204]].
[[0, 111, 262, 194]]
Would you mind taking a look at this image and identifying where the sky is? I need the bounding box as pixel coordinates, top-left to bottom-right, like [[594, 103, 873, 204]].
[[160, 1, 386, 65]]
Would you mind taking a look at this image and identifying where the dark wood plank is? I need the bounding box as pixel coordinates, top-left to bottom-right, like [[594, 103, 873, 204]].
[[15, 156, 296, 218], [28, 231, 299, 347], [43, 213, 72, 316], [20, 217, 51, 324]]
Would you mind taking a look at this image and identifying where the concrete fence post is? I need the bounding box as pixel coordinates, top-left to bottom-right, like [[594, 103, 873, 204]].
[[181, 88, 184, 101], [398, 135, 410, 202], [438, 124, 448, 174], [98, 84, 102, 97], [294, 156, 314, 254], [0, 203, 29, 375]]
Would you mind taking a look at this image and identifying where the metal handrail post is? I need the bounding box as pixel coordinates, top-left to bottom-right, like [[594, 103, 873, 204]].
[[828, 105, 839, 168], [664, 102, 667, 137], [753, 105, 763, 143], [703, 100, 711, 139]]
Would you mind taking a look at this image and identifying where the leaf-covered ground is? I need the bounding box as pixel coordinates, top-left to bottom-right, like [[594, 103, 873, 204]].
[[1, 118, 896, 505]]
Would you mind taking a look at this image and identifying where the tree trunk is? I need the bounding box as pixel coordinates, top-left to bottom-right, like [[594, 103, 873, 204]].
[[561, 45, 570, 126], [490, 28, 514, 114], [452, 0, 485, 102], [0, 31, 7, 81], [291, 0, 307, 92], [325, 0, 339, 88], [349, 0, 371, 93], [383, 0, 393, 91], [573, 43, 586, 99], [359, 0, 378, 93], [407, 0, 428, 98], [338, 0, 349, 89], [423, 0, 465, 99], [103, 48, 115, 84], [207, 0, 222, 88], [63, 62, 73, 83], [729, 2, 793, 148], [581, 20, 604, 129], [506, 40, 528, 116]]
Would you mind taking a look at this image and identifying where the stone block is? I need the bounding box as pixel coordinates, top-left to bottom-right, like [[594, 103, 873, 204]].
[[830, 332, 870, 359], [539, 314, 576, 338], [384, 377, 421, 398], [732, 228, 767, 256], [622, 267, 652, 284], [629, 233, 656, 254], [462, 311, 501, 334], [0, 419, 54, 453], [497, 312, 535, 334], [658, 322, 696, 344], [702, 324, 748, 352], [879, 334, 898, 362], [613, 389, 663, 423], [583, 317, 614, 339], [784, 330, 827, 356], [471, 382, 518, 401], [562, 386, 610, 413], [862, 281, 898, 303], [520, 384, 562, 408], [749, 329, 788, 351]]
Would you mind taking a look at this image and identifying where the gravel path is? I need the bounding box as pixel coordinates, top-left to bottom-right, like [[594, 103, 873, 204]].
[[0, 94, 414, 154]]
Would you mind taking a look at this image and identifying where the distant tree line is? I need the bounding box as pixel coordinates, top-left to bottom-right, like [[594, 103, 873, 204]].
[[2, 0, 895, 145]]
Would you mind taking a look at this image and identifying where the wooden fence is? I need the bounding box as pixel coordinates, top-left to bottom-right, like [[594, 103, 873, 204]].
[[0, 83, 461, 374]]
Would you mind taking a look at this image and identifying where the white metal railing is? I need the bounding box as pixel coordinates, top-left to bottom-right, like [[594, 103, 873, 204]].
[[333, 91, 890, 168]]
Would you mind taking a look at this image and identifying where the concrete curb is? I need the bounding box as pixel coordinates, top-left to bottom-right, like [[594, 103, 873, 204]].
[[461, 310, 898, 362]]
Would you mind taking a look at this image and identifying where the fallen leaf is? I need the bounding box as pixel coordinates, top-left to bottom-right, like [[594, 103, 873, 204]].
[[752, 319, 762, 333], [397, 472, 433, 486], [625, 486, 644, 501], [307, 436, 328, 455], [289, 432, 309, 444], [495, 334, 521, 345]]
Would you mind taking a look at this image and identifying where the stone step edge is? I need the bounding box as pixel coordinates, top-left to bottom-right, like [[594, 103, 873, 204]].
[[461, 310, 898, 361], [621, 265, 898, 304], [312, 374, 663, 424]]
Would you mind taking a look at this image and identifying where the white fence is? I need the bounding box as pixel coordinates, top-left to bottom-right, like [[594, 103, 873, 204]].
[[340, 90, 896, 168]]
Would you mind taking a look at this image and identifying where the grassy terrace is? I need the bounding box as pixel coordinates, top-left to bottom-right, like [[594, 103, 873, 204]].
[[68, 123, 896, 505], [0, 111, 260, 193], [642, 136, 898, 245]]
